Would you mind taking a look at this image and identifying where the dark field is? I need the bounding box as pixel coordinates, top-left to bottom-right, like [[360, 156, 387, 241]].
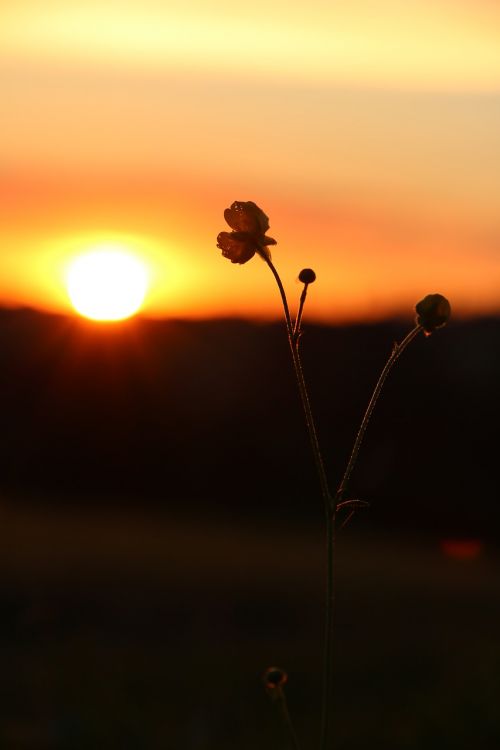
[[1, 503, 499, 749], [0, 310, 498, 533], [0, 310, 499, 747]]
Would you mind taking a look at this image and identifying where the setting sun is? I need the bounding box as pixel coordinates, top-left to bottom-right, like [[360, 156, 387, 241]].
[[66, 247, 149, 321]]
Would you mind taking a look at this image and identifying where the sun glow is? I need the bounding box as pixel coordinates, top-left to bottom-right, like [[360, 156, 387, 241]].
[[66, 247, 149, 321]]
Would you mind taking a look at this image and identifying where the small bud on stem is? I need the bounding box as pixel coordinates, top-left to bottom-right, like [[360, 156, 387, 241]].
[[262, 667, 301, 750], [415, 293, 451, 334], [298, 268, 316, 285], [262, 666, 288, 696], [294, 269, 317, 341]]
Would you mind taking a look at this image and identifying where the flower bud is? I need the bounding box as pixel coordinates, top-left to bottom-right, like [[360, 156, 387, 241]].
[[415, 294, 451, 334], [298, 268, 316, 284], [262, 666, 288, 690]]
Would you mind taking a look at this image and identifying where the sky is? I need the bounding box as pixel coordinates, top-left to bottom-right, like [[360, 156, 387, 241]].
[[1, 0, 500, 322]]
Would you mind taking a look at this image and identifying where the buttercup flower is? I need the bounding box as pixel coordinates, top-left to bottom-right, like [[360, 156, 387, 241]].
[[217, 201, 276, 264], [415, 293, 451, 334]]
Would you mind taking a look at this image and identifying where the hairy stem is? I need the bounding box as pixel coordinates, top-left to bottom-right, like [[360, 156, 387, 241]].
[[263, 256, 423, 750], [264, 256, 335, 750], [277, 690, 302, 750], [293, 284, 309, 343], [265, 258, 332, 513], [336, 325, 422, 504]]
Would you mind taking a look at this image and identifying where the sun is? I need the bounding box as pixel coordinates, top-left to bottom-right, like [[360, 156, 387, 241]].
[[66, 247, 149, 321]]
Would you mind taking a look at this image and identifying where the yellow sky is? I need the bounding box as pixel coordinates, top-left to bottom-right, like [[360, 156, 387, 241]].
[[1, 0, 499, 321], [3, 0, 500, 89]]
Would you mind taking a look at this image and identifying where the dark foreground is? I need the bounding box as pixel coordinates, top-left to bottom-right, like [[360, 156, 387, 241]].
[[1, 501, 499, 749]]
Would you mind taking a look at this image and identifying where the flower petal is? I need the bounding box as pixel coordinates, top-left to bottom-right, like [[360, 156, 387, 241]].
[[224, 201, 270, 235], [217, 231, 257, 264]]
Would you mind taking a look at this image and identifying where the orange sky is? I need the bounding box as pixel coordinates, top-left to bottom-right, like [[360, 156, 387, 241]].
[[1, 0, 499, 322]]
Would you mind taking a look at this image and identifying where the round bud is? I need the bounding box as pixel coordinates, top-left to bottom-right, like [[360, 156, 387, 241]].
[[262, 666, 288, 689], [415, 293, 451, 334], [298, 268, 316, 284]]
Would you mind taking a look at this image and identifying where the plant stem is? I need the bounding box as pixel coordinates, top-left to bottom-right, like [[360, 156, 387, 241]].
[[293, 284, 309, 342], [264, 256, 335, 750], [336, 324, 422, 504], [320, 509, 334, 750], [265, 257, 332, 514], [276, 689, 302, 750], [262, 256, 423, 750], [264, 256, 294, 335]]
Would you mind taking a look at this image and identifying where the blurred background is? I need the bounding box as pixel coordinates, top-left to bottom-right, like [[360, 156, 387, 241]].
[[0, 311, 498, 748], [1, 1, 500, 747]]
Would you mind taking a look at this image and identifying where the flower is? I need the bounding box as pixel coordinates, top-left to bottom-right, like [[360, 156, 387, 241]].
[[217, 201, 276, 264], [415, 293, 451, 334], [216, 231, 261, 265]]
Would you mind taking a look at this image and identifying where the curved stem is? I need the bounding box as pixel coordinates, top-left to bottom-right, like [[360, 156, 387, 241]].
[[264, 256, 335, 750], [336, 325, 422, 503], [263, 258, 422, 750], [277, 689, 302, 750], [265, 258, 332, 515], [264, 256, 294, 336]]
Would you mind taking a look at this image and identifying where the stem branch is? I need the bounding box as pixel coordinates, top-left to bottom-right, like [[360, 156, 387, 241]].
[[265, 257, 332, 515], [264, 251, 423, 750], [336, 325, 422, 504], [264, 256, 335, 750]]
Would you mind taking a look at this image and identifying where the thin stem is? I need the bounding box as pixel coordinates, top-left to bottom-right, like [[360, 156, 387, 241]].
[[293, 284, 309, 342], [290, 344, 333, 514], [336, 325, 422, 503], [263, 256, 422, 750], [264, 256, 335, 750], [276, 690, 302, 750], [320, 511, 334, 750], [264, 255, 294, 336], [264, 257, 332, 515]]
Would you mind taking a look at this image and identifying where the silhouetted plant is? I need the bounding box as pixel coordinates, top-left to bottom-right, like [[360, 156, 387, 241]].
[[262, 667, 301, 750], [217, 201, 451, 750]]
